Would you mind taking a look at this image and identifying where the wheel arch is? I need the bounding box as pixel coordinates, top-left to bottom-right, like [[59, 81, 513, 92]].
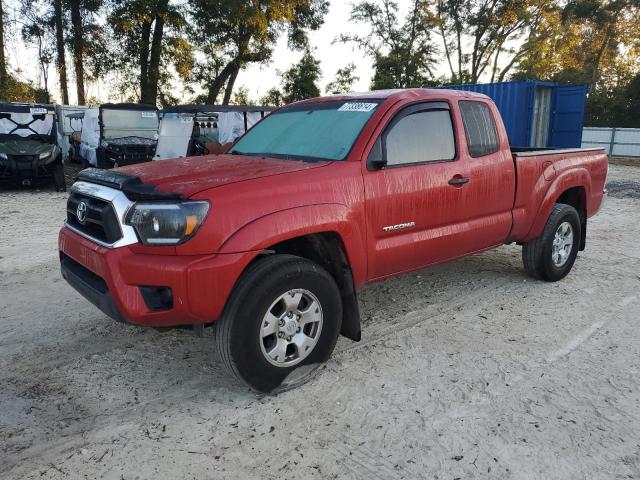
[[219, 205, 366, 341], [525, 169, 591, 246]]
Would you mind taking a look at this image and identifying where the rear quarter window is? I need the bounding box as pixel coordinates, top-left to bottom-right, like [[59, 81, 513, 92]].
[[459, 101, 499, 157]]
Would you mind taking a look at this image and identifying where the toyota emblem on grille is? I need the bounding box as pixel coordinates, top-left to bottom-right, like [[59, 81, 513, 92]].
[[76, 201, 88, 224]]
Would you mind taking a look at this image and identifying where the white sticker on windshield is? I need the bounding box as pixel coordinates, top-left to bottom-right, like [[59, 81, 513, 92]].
[[30, 107, 47, 114], [141, 111, 157, 118], [338, 102, 377, 112]]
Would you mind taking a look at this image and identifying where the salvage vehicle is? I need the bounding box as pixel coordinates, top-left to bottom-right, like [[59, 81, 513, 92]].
[[154, 104, 273, 160], [55, 104, 88, 164], [0, 102, 65, 191], [59, 89, 608, 392], [88, 103, 159, 169]]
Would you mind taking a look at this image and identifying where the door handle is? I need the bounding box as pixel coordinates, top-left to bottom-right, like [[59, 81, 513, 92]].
[[448, 176, 470, 186]]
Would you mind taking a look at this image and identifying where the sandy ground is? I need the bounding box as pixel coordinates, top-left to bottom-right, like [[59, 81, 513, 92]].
[[1, 164, 640, 480]]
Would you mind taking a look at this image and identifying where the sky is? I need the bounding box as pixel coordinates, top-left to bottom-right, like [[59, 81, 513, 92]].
[[4, 0, 445, 104]]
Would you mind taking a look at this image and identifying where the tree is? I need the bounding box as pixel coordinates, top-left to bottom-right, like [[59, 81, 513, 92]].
[[20, 1, 55, 99], [68, 0, 85, 104], [230, 86, 256, 105], [512, 0, 639, 126], [435, 0, 551, 84], [340, 0, 438, 89], [514, 0, 640, 88], [53, 0, 69, 104], [281, 50, 321, 102], [260, 87, 284, 106], [188, 0, 328, 105], [325, 63, 359, 94], [108, 0, 188, 105], [0, 0, 7, 93]]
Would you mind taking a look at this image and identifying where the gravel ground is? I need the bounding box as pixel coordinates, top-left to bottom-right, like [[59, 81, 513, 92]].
[[1, 164, 640, 480]]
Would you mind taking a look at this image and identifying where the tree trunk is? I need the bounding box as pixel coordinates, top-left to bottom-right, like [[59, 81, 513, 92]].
[[222, 63, 239, 105], [53, 0, 69, 104], [206, 61, 237, 104], [141, 11, 164, 105], [0, 0, 7, 92], [138, 19, 152, 103], [69, 0, 85, 105]]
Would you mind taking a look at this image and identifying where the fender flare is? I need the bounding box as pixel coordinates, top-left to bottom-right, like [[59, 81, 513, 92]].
[[525, 168, 591, 241], [218, 203, 367, 280], [219, 204, 368, 342]]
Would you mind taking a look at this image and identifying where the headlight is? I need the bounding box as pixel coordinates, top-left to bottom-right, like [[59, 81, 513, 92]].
[[101, 140, 108, 148], [0, 153, 7, 159], [39, 152, 51, 159], [124, 201, 209, 245]]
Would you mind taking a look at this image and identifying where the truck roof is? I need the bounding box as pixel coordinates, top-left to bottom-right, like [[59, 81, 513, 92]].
[[161, 104, 275, 114], [291, 88, 490, 107]]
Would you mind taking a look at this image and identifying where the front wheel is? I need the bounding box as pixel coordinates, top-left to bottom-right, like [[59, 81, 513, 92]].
[[522, 203, 581, 282], [215, 255, 342, 393]]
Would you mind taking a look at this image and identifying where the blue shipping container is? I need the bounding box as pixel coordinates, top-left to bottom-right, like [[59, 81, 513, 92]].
[[443, 80, 588, 148]]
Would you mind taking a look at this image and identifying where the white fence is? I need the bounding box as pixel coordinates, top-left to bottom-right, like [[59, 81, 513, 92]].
[[582, 127, 640, 157]]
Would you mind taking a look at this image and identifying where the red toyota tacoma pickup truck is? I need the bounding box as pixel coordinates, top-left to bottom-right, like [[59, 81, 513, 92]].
[[59, 89, 608, 392]]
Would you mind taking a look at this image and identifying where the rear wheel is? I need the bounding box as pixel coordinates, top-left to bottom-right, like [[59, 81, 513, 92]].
[[522, 203, 581, 281], [215, 254, 342, 393]]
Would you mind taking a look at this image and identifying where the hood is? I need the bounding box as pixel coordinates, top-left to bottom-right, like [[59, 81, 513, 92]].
[[0, 139, 56, 156], [117, 154, 331, 197], [106, 136, 157, 146]]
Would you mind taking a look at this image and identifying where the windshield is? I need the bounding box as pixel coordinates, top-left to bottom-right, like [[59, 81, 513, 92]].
[[230, 100, 380, 161], [0, 109, 54, 142], [101, 108, 159, 140]]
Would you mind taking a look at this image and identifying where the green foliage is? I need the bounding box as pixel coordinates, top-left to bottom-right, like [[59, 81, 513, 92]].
[[0, 74, 49, 102], [325, 63, 359, 94], [341, 0, 437, 89], [281, 50, 321, 102], [260, 87, 284, 107], [586, 73, 640, 127], [230, 86, 255, 105]]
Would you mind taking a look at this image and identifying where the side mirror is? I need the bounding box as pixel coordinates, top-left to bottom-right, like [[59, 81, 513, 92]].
[[366, 137, 386, 170]]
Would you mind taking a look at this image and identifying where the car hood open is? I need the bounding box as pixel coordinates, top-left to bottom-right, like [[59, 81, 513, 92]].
[[117, 154, 331, 197]]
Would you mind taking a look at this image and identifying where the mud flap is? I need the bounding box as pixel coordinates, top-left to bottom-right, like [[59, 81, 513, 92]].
[[340, 267, 362, 342]]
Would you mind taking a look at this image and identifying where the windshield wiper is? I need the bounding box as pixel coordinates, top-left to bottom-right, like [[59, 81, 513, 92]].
[[229, 150, 267, 157]]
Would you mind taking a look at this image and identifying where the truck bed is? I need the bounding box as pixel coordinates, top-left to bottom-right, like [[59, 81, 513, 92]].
[[511, 146, 605, 157], [509, 147, 608, 242]]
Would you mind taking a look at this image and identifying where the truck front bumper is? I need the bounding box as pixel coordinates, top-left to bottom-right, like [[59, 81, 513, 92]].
[[59, 226, 254, 327]]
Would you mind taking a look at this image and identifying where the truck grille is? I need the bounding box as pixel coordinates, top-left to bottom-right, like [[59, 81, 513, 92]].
[[125, 145, 148, 154], [67, 192, 123, 244]]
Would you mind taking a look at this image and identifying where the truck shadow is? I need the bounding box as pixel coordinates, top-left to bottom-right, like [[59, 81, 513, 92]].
[[5, 245, 528, 446]]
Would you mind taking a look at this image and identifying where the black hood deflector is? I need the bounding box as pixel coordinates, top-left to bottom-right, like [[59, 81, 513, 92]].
[[77, 168, 182, 201]]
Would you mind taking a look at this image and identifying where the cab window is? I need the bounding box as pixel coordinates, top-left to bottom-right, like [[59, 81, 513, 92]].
[[384, 106, 455, 166]]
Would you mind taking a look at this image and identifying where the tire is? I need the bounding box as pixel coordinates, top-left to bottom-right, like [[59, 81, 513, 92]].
[[215, 254, 342, 393], [522, 203, 581, 282], [53, 162, 66, 192]]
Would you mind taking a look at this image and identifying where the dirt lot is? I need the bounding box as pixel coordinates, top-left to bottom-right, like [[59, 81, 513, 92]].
[[1, 164, 640, 480]]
